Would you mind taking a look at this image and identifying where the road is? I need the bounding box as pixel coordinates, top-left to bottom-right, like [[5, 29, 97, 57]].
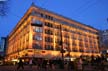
[[0, 65, 67, 71], [0, 65, 108, 71]]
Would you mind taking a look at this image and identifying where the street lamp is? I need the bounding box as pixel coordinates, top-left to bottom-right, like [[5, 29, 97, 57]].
[[59, 24, 65, 61], [59, 24, 65, 69]]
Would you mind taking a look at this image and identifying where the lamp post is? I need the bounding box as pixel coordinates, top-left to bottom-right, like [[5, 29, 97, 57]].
[[59, 24, 65, 60], [59, 24, 65, 69]]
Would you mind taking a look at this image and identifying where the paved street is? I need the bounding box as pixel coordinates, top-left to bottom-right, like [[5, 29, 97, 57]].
[[0, 65, 64, 71], [0, 65, 107, 71]]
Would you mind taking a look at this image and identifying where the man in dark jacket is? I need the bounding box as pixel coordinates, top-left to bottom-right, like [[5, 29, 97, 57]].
[[17, 58, 24, 70]]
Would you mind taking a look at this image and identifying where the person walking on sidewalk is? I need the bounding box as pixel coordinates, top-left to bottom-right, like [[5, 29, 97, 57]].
[[29, 58, 33, 68], [77, 58, 83, 71], [17, 58, 24, 70]]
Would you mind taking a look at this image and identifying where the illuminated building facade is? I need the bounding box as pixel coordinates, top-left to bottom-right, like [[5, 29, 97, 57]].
[[6, 4, 100, 61]]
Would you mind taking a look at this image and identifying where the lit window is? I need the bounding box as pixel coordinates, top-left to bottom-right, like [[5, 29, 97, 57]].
[[35, 20, 42, 25], [32, 18, 42, 25], [35, 27, 42, 33], [36, 36, 42, 40], [45, 37, 53, 42], [45, 45, 53, 50], [45, 29, 53, 35], [33, 43, 42, 49], [33, 35, 42, 41]]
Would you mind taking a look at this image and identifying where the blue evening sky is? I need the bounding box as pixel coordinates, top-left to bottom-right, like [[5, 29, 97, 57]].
[[0, 0, 108, 37]]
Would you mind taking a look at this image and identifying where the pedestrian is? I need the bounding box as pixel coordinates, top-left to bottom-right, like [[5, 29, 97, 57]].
[[29, 58, 33, 68], [77, 58, 83, 71], [17, 58, 24, 70], [37, 58, 42, 70], [100, 59, 105, 71], [68, 61, 75, 71]]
